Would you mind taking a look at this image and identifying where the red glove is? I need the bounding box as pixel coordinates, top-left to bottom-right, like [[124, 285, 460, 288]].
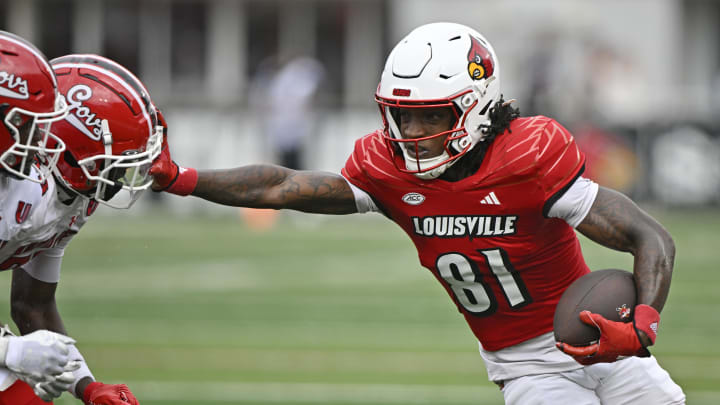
[[148, 110, 197, 195], [556, 304, 659, 365], [83, 382, 139, 405]]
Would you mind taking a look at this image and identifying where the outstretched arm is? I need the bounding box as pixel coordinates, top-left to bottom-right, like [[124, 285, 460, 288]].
[[192, 165, 359, 214], [149, 112, 359, 215], [149, 130, 359, 214]]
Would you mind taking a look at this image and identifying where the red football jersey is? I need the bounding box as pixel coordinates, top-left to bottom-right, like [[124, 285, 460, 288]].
[[342, 116, 591, 351], [0, 380, 48, 405]]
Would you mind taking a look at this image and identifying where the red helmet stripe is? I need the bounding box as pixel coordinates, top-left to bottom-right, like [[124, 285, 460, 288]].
[[51, 57, 155, 138], [0, 30, 57, 88]]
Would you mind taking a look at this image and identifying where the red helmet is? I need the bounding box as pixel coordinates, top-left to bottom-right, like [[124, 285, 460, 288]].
[[50, 54, 163, 208], [0, 30, 68, 182]]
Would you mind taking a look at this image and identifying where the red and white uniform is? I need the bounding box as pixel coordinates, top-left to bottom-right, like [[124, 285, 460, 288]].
[[0, 379, 50, 405], [0, 165, 97, 391], [343, 116, 588, 347], [343, 116, 597, 380], [343, 117, 686, 404], [0, 166, 96, 278]]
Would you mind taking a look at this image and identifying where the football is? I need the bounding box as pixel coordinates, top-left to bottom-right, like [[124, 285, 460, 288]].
[[553, 269, 637, 346]]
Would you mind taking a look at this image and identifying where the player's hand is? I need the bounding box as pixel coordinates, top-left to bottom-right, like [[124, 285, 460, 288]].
[[150, 108, 176, 191], [149, 136, 179, 192], [149, 110, 197, 195], [156, 108, 168, 137], [33, 369, 78, 401], [556, 305, 659, 365], [83, 381, 139, 405], [0, 329, 76, 380]]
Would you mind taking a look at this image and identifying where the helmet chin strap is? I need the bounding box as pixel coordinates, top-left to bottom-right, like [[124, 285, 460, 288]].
[[101, 119, 113, 157], [409, 153, 451, 180]]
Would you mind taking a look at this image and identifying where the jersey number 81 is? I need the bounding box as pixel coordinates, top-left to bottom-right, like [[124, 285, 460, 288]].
[[435, 249, 531, 316]]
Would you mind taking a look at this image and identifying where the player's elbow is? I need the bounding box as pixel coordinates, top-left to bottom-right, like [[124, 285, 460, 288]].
[[638, 220, 675, 274], [658, 228, 676, 271]]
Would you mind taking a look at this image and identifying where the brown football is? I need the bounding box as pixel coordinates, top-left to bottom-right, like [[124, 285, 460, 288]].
[[553, 269, 637, 346]]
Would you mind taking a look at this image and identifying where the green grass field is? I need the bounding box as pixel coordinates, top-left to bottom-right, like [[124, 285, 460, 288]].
[[0, 206, 717, 404]]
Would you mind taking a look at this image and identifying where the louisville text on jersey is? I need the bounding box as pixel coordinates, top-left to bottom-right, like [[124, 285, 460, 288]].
[[412, 215, 517, 238]]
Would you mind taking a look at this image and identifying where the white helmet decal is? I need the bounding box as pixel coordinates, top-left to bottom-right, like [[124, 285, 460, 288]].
[[0, 71, 29, 99], [65, 84, 104, 140]]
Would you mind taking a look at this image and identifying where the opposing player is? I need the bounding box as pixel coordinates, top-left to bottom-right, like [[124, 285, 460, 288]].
[[2, 51, 162, 404], [150, 23, 685, 404], [0, 29, 87, 404]]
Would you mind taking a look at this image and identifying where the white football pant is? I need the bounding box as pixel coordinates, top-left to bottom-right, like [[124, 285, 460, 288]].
[[501, 356, 685, 405]]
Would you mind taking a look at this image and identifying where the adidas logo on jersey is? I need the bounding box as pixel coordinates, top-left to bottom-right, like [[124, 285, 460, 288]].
[[402, 192, 425, 205], [480, 191, 501, 205]]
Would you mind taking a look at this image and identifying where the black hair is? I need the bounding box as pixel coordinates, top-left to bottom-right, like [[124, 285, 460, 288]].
[[439, 95, 520, 182]]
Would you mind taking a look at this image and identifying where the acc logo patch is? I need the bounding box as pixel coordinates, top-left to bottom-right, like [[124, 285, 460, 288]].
[[467, 35, 494, 81], [402, 192, 425, 205]]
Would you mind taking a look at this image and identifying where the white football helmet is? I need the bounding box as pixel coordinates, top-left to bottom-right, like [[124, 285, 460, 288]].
[[375, 22, 501, 179]]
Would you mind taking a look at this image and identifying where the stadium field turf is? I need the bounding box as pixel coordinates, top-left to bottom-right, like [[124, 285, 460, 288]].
[[1, 207, 717, 404]]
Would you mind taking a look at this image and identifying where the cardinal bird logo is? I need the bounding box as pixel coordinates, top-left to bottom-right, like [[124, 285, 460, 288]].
[[616, 304, 632, 320], [467, 35, 494, 81]]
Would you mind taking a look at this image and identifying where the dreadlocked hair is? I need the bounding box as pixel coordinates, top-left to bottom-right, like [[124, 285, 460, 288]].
[[440, 95, 520, 182]]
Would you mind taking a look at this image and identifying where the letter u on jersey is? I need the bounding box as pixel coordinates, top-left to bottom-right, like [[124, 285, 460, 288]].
[[15, 201, 32, 224]]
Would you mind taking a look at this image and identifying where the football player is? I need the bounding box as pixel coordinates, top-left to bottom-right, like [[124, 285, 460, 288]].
[[0, 29, 85, 405], [2, 50, 161, 404], [150, 23, 685, 404]]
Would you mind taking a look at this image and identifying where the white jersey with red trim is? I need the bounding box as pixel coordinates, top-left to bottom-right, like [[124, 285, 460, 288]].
[[0, 167, 98, 390], [0, 165, 97, 278]]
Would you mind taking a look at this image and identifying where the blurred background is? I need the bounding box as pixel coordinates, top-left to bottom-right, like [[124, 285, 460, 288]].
[[1, 0, 719, 404], [3, 0, 719, 212]]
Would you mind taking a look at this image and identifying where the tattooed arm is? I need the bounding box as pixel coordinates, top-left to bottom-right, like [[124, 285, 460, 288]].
[[192, 165, 359, 215], [576, 186, 675, 346], [148, 123, 358, 214]]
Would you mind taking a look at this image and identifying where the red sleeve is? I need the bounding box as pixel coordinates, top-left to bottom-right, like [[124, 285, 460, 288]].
[[536, 119, 585, 216]]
